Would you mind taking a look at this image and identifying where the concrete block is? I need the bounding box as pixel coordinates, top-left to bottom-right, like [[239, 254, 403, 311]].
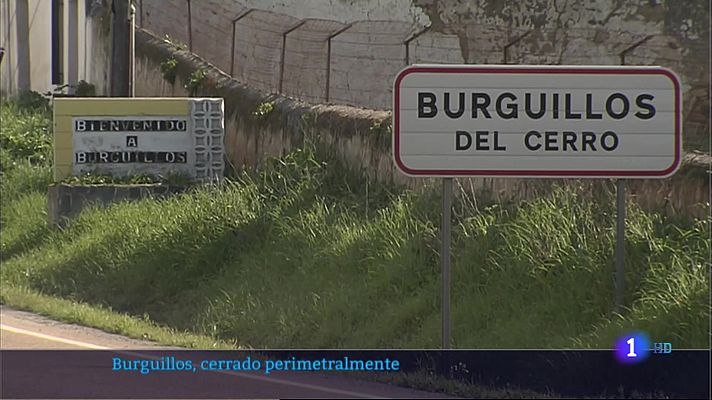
[[47, 183, 189, 227]]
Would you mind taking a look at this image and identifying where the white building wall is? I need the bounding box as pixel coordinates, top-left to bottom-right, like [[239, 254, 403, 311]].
[[1, 0, 18, 96], [26, 0, 52, 94], [1, 0, 106, 98]]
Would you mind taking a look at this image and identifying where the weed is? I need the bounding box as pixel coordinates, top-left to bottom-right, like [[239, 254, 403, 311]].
[[184, 68, 207, 96], [253, 101, 274, 120], [62, 172, 194, 186], [162, 34, 188, 51], [1, 143, 708, 349], [0, 100, 52, 170], [369, 119, 391, 136], [14, 91, 50, 113], [0, 98, 708, 352], [160, 57, 179, 85], [75, 80, 96, 97]]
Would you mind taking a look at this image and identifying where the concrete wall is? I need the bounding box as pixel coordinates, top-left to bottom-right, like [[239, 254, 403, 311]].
[[137, 0, 438, 109], [328, 21, 414, 108], [282, 19, 347, 104], [188, 0, 245, 73], [135, 29, 709, 220], [84, 0, 112, 96], [409, 31, 465, 64], [136, 0, 709, 154], [413, 0, 710, 153], [236, 0, 428, 25], [140, 0, 190, 46], [232, 10, 300, 95], [48, 183, 188, 227]]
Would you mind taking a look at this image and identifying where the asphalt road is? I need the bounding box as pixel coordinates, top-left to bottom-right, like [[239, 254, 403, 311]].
[[0, 306, 452, 399]]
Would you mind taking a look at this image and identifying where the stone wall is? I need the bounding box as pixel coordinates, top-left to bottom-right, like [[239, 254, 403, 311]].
[[135, 29, 709, 220]]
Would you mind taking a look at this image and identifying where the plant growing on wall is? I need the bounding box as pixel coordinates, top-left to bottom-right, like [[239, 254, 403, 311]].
[[184, 68, 207, 96], [367, 118, 392, 152], [253, 101, 275, 120], [75, 80, 96, 96], [162, 34, 188, 51], [369, 119, 391, 136], [160, 57, 179, 85], [15, 91, 50, 112]]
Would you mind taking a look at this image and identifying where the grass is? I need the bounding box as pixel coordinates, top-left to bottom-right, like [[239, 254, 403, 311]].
[[359, 369, 561, 398], [1, 96, 54, 260], [0, 285, 234, 349], [0, 97, 709, 349], [1, 150, 708, 349], [61, 171, 195, 185], [0, 95, 708, 398], [0, 95, 52, 172]]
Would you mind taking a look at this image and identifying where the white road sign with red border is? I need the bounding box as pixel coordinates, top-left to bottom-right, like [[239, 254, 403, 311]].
[[392, 65, 681, 178]]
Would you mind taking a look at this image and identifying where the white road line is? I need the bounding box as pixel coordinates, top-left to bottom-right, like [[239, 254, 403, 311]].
[[0, 323, 109, 349], [0, 323, 386, 398]]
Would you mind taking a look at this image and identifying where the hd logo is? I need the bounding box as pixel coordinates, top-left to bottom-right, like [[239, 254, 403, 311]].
[[653, 342, 672, 354]]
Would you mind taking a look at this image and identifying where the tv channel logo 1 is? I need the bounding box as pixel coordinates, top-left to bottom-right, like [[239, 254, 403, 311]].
[[614, 332, 651, 364]]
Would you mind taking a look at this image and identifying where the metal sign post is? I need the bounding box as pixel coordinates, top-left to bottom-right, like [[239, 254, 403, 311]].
[[615, 179, 626, 312], [441, 177, 453, 350], [391, 64, 681, 369]]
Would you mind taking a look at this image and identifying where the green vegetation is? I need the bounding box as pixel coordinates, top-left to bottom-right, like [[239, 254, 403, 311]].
[[12, 90, 51, 113], [184, 67, 207, 96], [62, 172, 194, 186], [75, 80, 97, 97], [161, 34, 188, 51], [253, 101, 275, 120], [0, 93, 52, 171], [0, 99, 709, 352], [368, 119, 391, 136], [361, 369, 560, 398], [160, 57, 179, 85], [1, 98, 53, 261], [0, 286, 234, 349]]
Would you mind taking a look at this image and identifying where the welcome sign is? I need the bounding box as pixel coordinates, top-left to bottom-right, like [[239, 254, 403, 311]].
[[73, 117, 190, 165], [53, 98, 225, 182]]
